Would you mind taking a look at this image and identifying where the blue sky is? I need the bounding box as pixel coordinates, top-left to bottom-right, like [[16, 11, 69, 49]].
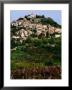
[[10, 10, 61, 25]]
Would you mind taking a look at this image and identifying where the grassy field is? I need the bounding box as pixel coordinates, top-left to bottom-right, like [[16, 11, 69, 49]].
[[11, 37, 61, 79]]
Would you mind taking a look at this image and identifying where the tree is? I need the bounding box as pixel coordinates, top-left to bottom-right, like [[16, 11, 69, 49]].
[[36, 14, 45, 18], [11, 38, 16, 49]]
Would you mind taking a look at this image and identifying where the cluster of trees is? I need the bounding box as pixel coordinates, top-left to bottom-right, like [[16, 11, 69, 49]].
[[41, 17, 61, 28], [11, 36, 61, 51]]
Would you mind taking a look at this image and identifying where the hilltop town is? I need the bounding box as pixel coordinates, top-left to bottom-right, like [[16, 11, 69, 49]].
[[11, 14, 61, 44]]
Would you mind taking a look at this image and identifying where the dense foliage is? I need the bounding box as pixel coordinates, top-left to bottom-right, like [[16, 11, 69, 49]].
[[11, 37, 61, 79]]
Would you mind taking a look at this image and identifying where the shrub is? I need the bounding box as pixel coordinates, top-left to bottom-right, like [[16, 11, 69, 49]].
[[45, 60, 53, 66]]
